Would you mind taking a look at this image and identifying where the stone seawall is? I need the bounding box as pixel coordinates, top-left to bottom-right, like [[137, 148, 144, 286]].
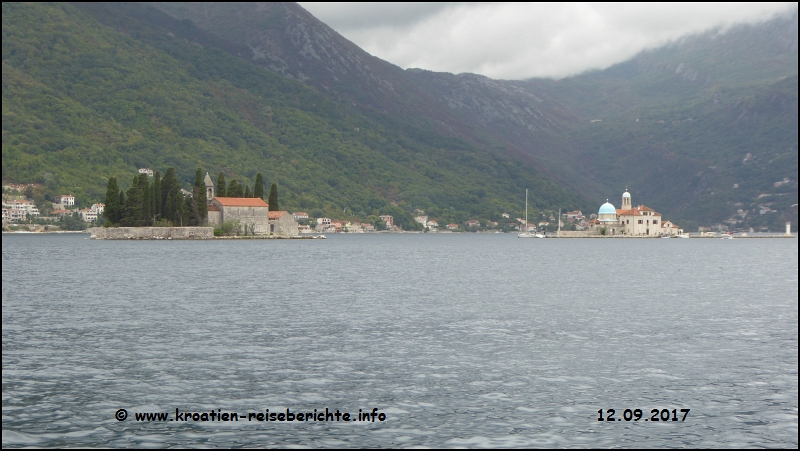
[[90, 227, 213, 240], [556, 231, 599, 237]]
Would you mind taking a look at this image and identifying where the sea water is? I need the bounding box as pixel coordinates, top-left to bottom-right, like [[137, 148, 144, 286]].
[[2, 233, 797, 447]]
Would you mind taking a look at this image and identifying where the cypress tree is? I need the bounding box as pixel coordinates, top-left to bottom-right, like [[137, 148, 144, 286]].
[[191, 168, 207, 223], [176, 194, 191, 227], [227, 180, 243, 197], [198, 177, 207, 223], [268, 183, 279, 211], [123, 176, 142, 226], [175, 192, 186, 226], [244, 185, 252, 198], [118, 191, 125, 224], [161, 168, 178, 215], [217, 172, 226, 197], [160, 168, 180, 222], [103, 177, 119, 225], [165, 191, 173, 226], [138, 174, 151, 226], [254, 173, 264, 199], [152, 171, 161, 219], [192, 168, 203, 225]]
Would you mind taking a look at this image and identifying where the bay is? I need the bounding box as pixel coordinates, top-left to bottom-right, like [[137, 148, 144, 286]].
[[2, 233, 797, 448]]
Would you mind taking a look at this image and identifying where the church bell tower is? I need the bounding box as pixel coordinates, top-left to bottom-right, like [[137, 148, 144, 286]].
[[621, 189, 631, 210], [204, 172, 215, 200]]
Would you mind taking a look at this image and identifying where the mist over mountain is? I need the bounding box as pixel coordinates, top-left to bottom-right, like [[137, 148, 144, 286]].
[[3, 2, 796, 230]]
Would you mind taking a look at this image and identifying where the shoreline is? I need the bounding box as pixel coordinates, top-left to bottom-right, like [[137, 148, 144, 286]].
[[4, 230, 794, 239]]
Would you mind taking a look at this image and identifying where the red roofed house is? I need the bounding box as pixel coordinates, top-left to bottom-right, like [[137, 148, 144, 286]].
[[208, 197, 270, 234], [268, 210, 299, 236]]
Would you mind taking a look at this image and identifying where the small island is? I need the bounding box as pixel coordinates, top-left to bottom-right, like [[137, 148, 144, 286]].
[[91, 168, 304, 240]]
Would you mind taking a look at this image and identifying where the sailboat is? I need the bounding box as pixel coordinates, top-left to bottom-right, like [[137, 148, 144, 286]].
[[518, 189, 544, 238]]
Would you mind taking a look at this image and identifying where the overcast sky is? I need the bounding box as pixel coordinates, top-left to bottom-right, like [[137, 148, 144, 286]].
[[299, 2, 797, 80]]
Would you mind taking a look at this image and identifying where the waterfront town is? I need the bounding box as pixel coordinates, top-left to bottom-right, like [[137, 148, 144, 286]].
[[3, 167, 794, 237]]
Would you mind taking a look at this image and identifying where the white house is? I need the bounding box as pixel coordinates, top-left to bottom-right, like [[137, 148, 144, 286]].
[[56, 195, 75, 206], [78, 208, 97, 223], [379, 215, 394, 227], [138, 168, 154, 177], [4, 200, 39, 216]]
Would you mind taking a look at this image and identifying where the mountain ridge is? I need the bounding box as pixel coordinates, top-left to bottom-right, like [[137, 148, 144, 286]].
[[3, 2, 588, 229], [3, 2, 797, 230], [147, 3, 797, 228]]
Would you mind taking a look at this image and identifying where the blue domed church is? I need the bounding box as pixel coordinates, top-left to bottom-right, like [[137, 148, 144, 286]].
[[588, 190, 683, 237]]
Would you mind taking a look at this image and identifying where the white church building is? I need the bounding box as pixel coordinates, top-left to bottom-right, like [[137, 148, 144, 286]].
[[590, 190, 684, 237]]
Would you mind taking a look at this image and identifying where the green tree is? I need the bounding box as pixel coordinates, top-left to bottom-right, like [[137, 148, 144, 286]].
[[174, 192, 187, 226], [160, 167, 180, 221], [119, 191, 125, 223], [197, 175, 207, 223], [268, 183, 279, 210], [103, 176, 120, 225], [216, 172, 226, 197], [244, 184, 252, 198], [227, 180, 243, 197], [138, 174, 151, 226], [152, 171, 161, 219], [254, 173, 264, 199], [122, 176, 142, 226], [164, 191, 174, 226], [192, 168, 207, 224], [61, 213, 86, 231], [33, 189, 52, 216]]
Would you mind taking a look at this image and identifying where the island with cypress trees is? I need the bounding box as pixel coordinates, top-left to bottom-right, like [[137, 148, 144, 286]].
[[92, 167, 307, 239]]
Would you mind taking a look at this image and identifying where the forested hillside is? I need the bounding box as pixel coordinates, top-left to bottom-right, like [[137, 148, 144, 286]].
[[2, 2, 587, 227], [538, 14, 798, 229], [3, 2, 796, 230], [146, 2, 798, 230]]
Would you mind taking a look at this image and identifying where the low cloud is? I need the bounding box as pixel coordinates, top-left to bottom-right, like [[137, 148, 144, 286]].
[[300, 2, 797, 79]]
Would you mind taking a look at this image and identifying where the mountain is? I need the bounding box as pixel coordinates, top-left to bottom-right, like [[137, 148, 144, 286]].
[[537, 14, 798, 228], [2, 2, 587, 228], [145, 2, 799, 229], [3, 2, 797, 230]]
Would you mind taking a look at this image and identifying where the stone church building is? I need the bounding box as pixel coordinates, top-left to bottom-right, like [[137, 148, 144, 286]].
[[203, 172, 298, 236], [207, 197, 271, 234]]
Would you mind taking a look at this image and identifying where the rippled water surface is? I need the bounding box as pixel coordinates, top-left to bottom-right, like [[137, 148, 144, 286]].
[[2, 233, 797, 448]]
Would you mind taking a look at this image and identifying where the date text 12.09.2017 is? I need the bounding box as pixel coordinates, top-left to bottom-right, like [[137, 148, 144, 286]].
[[598, 408, 690, 422]]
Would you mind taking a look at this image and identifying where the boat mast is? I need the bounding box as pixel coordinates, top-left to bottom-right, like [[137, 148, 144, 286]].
[[525, 189, 528, 233]]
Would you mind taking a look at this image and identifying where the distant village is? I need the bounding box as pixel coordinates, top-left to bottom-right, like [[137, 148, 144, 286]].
[[1, 167, 793, 236]]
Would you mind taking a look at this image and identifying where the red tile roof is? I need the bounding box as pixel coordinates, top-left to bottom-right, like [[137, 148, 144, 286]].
[[213, 197, 269, 207], [268, 211, 288, 219]]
